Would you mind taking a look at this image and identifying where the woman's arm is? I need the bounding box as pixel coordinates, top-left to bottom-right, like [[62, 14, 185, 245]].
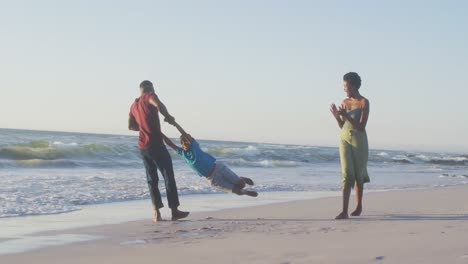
[[330, 103, 344, 129]]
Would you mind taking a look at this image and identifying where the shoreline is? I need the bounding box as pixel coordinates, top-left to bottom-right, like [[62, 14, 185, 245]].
[[2, 185, 468, 263], [0, 191, 341, 252], [1, 185, 442, 239]]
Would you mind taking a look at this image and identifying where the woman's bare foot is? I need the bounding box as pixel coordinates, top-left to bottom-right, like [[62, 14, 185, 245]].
[[335, 212, 349, 220], [153, 210, 162, 223], [171, 209, 190, 221], [351, 207, 362, 216], [240, 177, 254, 185]]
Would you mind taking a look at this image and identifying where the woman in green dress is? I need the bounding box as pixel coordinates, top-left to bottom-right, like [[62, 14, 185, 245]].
[[330, 72, 370, 220]]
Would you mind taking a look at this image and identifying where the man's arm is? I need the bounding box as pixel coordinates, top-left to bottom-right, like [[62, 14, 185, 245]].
[[128, 114, 139, 131], [174, 122, 188, 137], [162, 133, 178, 150], [148, 95, 175, 125]]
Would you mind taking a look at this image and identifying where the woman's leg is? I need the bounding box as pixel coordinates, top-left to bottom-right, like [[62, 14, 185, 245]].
[[337, 138, 355, 219], [351, 183, 364, 216], [336, 183, 352, 219], [350, 132, 369, 217]]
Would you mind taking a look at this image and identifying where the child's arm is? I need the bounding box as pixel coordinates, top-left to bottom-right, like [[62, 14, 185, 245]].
[[173, 122, 194, 143], [173, 122, 188, 137], [162, 133, 178, 151]]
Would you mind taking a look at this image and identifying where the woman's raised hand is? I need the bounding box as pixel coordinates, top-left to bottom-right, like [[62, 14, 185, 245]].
[[330, 103, 340, 119]]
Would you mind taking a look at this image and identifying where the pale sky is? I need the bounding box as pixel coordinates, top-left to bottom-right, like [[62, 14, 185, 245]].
[[0, 0, 467, 152]]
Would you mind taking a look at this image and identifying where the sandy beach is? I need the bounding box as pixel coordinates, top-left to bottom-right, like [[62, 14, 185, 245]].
[[1, 185, 468, 264]]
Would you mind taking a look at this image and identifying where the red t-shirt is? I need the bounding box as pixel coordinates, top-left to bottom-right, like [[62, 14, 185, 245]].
[[130, 92, 163, 149]]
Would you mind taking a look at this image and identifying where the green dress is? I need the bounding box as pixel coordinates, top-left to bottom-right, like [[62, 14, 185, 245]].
[[339, 109, 370, 188]]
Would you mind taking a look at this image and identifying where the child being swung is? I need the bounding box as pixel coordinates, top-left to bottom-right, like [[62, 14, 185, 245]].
[[163, 123, 258, 197]]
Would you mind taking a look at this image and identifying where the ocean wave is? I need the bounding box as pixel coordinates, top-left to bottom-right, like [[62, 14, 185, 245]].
[[52, 141, 79, 146], [223, 158, 300, 168], [0, 183, 308, 218], [439, 173, 468, 178], [0, 159, 142, 169], [203, 145, 260, 156], [378, 153, 468, 167], [391, 158, 413, 164], [13, 159, 80, 168], [0, 207, 80, 218], [429, 157, 467, 166], [0, 141, 118, 160]]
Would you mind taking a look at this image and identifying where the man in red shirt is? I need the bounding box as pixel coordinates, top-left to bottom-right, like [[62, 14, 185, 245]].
[[129, 80, 189, 222]]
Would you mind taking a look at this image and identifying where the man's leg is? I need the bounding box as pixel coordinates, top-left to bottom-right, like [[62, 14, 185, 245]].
[[152, 146, 189, 220], [140, 149, 164, 222]]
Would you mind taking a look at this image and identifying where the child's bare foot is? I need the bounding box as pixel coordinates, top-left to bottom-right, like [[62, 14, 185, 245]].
[[243, 190, 258, 197], [241, 177, 254, 185], [335, 212, 349, 220], [171, 210, 190, 221], [351, 207, 362, 216]]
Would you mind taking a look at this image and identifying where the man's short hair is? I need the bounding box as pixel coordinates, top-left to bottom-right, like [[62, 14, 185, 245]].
[[140, 80, 154, 92]]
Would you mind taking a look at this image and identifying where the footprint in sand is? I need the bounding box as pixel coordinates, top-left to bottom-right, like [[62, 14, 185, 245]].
[[120, 240, 147, 246]]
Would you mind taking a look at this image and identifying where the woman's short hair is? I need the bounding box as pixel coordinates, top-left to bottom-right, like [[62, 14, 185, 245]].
[[343, 72, 361, 89]]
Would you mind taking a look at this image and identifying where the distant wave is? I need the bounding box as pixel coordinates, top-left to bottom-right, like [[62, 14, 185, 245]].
[[0, 141, 466, 170], [439, 173, 468, 178], [384, 153, 467, 167], [0, 141, 141, 168], [203, 145, 260, 156], [391, 158, 413, 164], [13, 159, 80, 168], [0, 141, 118, 160], [429, 157, 467, 166], [223, 158, 300, 168], [0, 159, 142, 169]]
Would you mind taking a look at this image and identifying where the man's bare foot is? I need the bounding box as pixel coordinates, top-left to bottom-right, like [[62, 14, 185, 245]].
[[335, 212, 349, 220], [240, 177, 254, 185], [153, 210, 162, 223], [171, 210, 190, 221], [351, 207, 362, 216]]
